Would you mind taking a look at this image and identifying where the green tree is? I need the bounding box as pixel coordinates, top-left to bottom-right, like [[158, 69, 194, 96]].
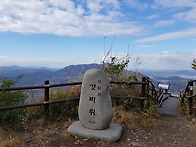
[[0, 76, 27, 130], [102, 56, 130, 81], [101, 36, 139, 82]]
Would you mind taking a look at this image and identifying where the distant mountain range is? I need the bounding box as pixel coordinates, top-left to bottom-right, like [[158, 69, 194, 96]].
[[0, 64, 100, 87], [140, 69, 196, 79], [140, 69, 196, 94], [0, 64, 195, 94]]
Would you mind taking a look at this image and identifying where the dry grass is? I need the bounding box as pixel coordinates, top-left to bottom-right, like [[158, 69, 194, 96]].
[[112, 106, 160, 130], [0, 128, 23, 147], [50, 85, 81, 100], [110, 84, 141, 97], [0, 79, 161, 146], [0, 105, 161, 147]]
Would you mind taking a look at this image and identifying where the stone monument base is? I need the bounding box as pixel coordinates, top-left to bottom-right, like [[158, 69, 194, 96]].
[[67, 121, 122, 142]]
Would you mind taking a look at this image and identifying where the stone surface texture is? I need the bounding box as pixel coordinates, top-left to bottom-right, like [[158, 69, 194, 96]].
[[79, 69, 113, 130], [67, 121, 122, 142]]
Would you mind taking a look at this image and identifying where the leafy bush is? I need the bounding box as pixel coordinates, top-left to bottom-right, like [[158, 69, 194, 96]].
[[102, 56, 130, 81], [0, 76, 27, 130], [26, 86, 81, 122], [49, 86, 81, 120]]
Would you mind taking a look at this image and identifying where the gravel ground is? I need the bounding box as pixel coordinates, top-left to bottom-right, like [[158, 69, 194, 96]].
[[17, 114, 196, 147]]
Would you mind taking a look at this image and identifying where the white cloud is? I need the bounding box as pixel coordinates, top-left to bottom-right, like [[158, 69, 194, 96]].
[[146, 14, 159, 19], [134, 28, 196, 42], [1, 51, 194, 70], [154, 0, 196, 24], [173, 12, 187, 20], [100, 51, 195, 70], [0, 0, 143, 36], [154, 0, 196, 8], [173, 8, 196, 23], [0, 52, 104, 68], [86, 0, 120, 12], [136, 45, 155, 48], [99, 50, 195, 70], [132, 52, 196, 70], [154, 20, 175, 27], [123, 0, 149, 10], [86, 0, 104, 12], [51, 0, 75, 11], [0, 56, 67, 68]]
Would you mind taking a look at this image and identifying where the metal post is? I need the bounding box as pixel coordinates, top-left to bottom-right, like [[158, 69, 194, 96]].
[[45, 80, 50, 114]]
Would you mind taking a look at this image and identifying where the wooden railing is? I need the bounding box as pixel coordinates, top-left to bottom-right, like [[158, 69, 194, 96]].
[[181, 79, 196, 115], [147, 78, 164, 104], [0, 77, 157, 112]]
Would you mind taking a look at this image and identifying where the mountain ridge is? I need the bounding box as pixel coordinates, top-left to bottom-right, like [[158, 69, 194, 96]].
[[0, 64, 195, 93], [0, 63, 100, 86]]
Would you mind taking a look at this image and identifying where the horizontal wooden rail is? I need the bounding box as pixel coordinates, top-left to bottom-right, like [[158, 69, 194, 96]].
[[0, 81, 147, 92], [187, 94, 196, 99], [0, 96, 148, 111], [0, 98, 80, 111], [110, 81, 148, 85], [49, 82, 82, 88], [111, 96, 148, 100], [0, 82, 83, 91], [0, 85, 45, 91], [0, 77, 151, 111]]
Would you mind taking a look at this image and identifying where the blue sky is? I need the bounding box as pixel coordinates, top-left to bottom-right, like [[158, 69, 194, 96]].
[[0, 0, 196, 70]]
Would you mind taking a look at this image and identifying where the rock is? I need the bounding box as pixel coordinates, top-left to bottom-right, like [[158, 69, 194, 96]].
[[127, 138, 131, 141], [17, 132, 33, 140], [67, 121, 122, 142], [131, 142, 142, 147], [79, 69, 113, 130], [45, 128, 57, 135]]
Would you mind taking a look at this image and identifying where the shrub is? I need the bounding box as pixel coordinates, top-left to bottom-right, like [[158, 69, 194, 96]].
[[27, 86, 81, 122], [0, 76, 27, 130]]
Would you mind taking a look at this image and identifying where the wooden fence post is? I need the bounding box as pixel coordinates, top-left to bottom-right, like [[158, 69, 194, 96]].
[[147, 77, 149, 99], [146, 77, 150, 107], [44, 80, 50, 115], [189, 80, 193, 115], [142, 77, 147, 97], [141, 77, 147, 109]]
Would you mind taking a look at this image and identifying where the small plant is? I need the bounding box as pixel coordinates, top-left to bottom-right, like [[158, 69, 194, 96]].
[[101, 38, 157, 114], [48, 85, 80, 120], [102, 56, 130, 81], [180, 90, 196, 117], [25, 85, 81, 123], [0, 76, 27, 130]]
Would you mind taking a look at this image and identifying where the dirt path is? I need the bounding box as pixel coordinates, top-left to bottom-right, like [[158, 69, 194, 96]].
[[157, 97, 181, 116], [17, 114, 196, 147]]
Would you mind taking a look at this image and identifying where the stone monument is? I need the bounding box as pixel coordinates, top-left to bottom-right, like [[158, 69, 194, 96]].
[[79, 69, 113, 130], [67, 69, 122, 142]]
